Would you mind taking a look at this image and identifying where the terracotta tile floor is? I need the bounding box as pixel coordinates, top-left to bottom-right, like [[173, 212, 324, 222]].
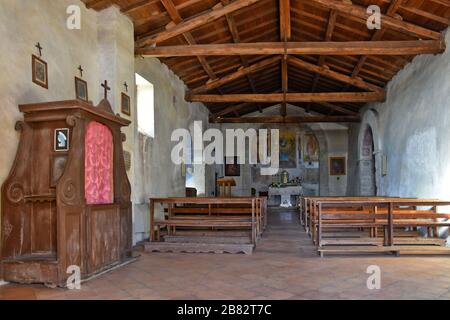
[[2, 209, 450, 300]]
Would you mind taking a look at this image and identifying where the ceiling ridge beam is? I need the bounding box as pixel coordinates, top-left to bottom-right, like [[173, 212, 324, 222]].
[[137, 0, 263, 47], [137, 40, 445, 57], [309, 0, 441, 40], [280, 0, 290, 117]]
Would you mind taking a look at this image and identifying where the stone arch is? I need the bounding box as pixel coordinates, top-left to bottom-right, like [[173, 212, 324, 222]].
[[358, 109, 381, 195]]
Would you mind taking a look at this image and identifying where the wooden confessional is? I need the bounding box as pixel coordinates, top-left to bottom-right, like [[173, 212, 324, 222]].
[[1, 99, 132, 286]]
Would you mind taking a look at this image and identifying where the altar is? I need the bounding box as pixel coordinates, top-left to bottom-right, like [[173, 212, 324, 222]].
[[268, 186, 303, 207]]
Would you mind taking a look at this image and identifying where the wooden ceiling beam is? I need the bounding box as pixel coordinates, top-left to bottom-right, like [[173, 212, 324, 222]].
[[186, 92, 385, 103], [138, 40, 445, 57], [121, 0, 160, 14], [211, 115, 361, 123], [279, 0, 290, 117], [160, 0, 218, 81], [191, 56, 281, 94], [308, 9, 337, 112], [287, 56, 384, 93], [84, 0, 108, 9], [281, 57, 288, 116], [315, 102, 359, 116], [350, 0, 402, 80], [309, 0, 441, 40], [221, 0, 262, 112], [279, 0, 291, 41], [213, 103, 251, 117], [137, 0, 263, 47]]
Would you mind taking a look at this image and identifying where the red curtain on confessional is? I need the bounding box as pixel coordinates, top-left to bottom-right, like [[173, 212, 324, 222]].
[[85, 121, 114, 205]]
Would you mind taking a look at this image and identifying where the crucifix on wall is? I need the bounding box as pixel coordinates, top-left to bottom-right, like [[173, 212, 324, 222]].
[[101, 80, 111, 100], [35, 42, 43, 57], [78, 65, 84, 77]]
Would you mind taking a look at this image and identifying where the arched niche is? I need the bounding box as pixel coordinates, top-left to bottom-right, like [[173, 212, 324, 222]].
[[358, 109, 381, 195]]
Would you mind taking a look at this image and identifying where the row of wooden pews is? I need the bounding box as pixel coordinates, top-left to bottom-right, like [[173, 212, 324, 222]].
[[145, 197, 267, 254], [299, 196, 450, 257]]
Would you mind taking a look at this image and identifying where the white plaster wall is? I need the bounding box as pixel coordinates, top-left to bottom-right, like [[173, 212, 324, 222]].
[[0, 1, 138, 249], [0, 0, 101, 187], [354, 29, 450, 199], [133, 58, 212, 242]]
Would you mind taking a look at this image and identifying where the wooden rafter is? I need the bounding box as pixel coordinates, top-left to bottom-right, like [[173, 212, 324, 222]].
[[316, 102, 359, 116], [211, 115, 361, 123], [309, 0, 441, 40], [350, 0, 403, 81], [214, 103, 251, 117], [310, 9, 337, 94], [287, 56, 384, 93], [160, 0, 217, 81], [137, 0, 263, 47], [121, 0, 160, 14], [221, 0, 262, 112], [137, 40, 445, 57], [186, 92, 385, 103], [191, 56, 281, 94]]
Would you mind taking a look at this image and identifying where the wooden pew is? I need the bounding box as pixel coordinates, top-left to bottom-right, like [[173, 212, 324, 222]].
[[300, 196, 401, 241], [313, 198, 450, 256], [149, 197, 266, 246]]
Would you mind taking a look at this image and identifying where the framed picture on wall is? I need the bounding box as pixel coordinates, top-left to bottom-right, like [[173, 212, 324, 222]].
[[329, 156, 346, 176], [54, 128, 70, 152], [121, 92, 131, 116], [32, 55, 48, 89], [75, 77, 88, 101], [224, 156, 240, 177]]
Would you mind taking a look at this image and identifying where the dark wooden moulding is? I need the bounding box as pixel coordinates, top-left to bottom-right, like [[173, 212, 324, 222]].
[[0, 99, 132, 287]]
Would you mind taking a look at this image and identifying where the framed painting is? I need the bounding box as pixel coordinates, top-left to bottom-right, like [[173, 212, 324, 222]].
[[121, 92, 131, 116], [279, 129, 297, 168], [75, 77, 88, 101], [329, 156, 346, 176], [224, 156, 240, 177], [303, 133, 319, 163], [32, 55, 48, 89]]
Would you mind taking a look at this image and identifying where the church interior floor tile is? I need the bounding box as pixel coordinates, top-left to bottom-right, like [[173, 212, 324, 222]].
[[2, 210, 450, 300]]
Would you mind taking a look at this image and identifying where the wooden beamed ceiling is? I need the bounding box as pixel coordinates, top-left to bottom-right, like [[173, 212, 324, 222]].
[[83, 0, 450, 123]]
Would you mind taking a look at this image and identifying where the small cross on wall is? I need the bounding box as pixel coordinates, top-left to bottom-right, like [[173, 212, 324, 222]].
[[123, 82, 128, 93], [101, 80, 111, 100], [35, 42, 43, 57], [78, 65, 84, 77]]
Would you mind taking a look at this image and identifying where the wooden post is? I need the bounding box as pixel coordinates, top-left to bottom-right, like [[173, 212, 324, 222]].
[[388, 202, 394, 246], [318, 202, 322, 248], [150, 199, 155, 241], [251, 199, 256, 245]]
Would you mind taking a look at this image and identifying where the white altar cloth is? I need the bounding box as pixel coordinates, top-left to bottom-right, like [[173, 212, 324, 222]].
[[268, 186, 303, 207]]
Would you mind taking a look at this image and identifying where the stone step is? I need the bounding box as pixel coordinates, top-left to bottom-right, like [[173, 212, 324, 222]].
[[144, 241, 254, 255], [163, 235, 252, 244]]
